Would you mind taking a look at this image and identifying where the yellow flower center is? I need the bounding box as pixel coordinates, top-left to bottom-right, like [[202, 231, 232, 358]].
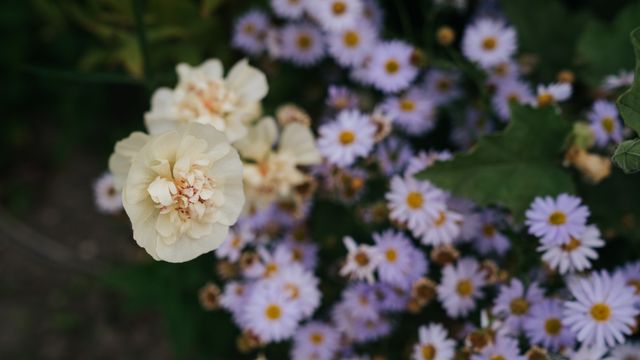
[[385, 59, 400, 74], [482, 225, 496, 238], [310, 331, 324, 345], [243, 23, 256, 34], [264, 262, 278, 277], [231, 235, 242, 248], [544, 318, 562, 336], [399, 99, 416, 112], [297, 34, 312, 50], [292, 247, 304, 261], [406, 192, 424, 209], [385, 248, 397, 263], [343, 31, 360, 47], [537, 93, 554, 107], [332, 1, 347, 15], [602, 117, 615, 133], [355, 251, 370, 266], [482, 36, 497, 50], [509, 297, 530, 315], [284, 283, 300, 299], [434, 211, 447, 226], [494, 63, 509, 76], [490, 356, 506, 360], [265, 304, 282, 320], [436, 79, 451, 92], [421, 344, 437, 360], [339, 130, 355, 145], [561, 237, 581, 252], [456, 279, 474, 297], [590, 303, 611, 322], [548, 211, 567, 225]]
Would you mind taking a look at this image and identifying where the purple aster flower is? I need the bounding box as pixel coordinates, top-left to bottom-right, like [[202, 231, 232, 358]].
[[493, 279, 544, 332], [525, 193, 590, 245], [523, 298, 575, 352]]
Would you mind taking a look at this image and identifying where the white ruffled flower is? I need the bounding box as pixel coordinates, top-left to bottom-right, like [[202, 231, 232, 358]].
[[144, 59, 268, 142], [110, 123, 244, 262], [235, 117, 321, 211]]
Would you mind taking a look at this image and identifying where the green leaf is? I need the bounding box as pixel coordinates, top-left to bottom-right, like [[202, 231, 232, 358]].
[[417, 104, 574, 221], [613, 138, 640, 173], [577, 3, 640, 86], [617, 27, 640, 134]]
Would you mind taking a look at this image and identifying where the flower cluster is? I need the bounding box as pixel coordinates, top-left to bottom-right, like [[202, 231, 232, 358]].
[[95, 0, 639, 358]]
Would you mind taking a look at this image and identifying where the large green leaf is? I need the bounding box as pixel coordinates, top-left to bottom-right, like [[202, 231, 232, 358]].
[[618, 27, 640, 134], [577, 3, 640, 86], [613, 138, 640, 173], [417, 104, 574, 221]]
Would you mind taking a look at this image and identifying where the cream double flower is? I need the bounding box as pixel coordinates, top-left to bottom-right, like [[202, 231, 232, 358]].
[[109, 123, 244, 262], [234, 117, 321, 211], [145, 59, 268, 142]]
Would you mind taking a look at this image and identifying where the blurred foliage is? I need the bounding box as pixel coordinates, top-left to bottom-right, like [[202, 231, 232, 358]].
[[1, 0, 639, 359], [617, 27, 640, 134], [576, 3, 640, 86], [613, 27, 640, 173]]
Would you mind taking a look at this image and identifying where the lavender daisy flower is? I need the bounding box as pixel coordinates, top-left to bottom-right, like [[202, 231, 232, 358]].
[[462, 18, 517, 68], [310, 0, 363, 32], [244, 279, 303, 343], [424, 69, 462, 106], [271, 0, 307, 19], [525, 193, 590, 245], [524, 298, 575, 352], [326, 85, 359, 111], [341, 283, 380, 321], [473, 209, 511, 256], [412, 323, 456, 360], [327, 20, 377, 67], [419, 208, 464, 247], [493, 279, 544, 332], [281, 22, 325, 66], [318, 110, 376, 167], [492, 78, 534, 121], [232, 10, 270, 55], [367, 40, 418, 93], [340, 236, 382, 283], [375, 136, 413, 176], [616, 260, 640, 295], [437, 257, 487, 318], [538, 225, 604, 275], [271, 263, 321, 317], [382, 87, 436, 136], [563, 270, 639, 348], [373, 282, 410, 312], [291, 322, 341, 360], [471, 336, 525, 360], [588, 100, 623, 147], [374, 229, 425, 288], [386, 175, 447, 238], [405, 150, 453, 176], [536, 82, 572, 107]]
